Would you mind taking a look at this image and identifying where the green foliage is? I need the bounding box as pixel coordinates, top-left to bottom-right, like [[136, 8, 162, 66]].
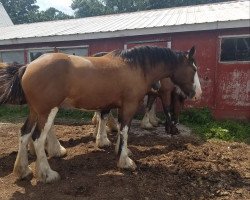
[[0, 105, 92, 123], [71, 0, 233, 18], [180, 108, 250, 144], [34, 7, 73, 22], [0, 0, 39, 24], [0, 105, 248, 143], [0, 105, 28, 122], [0, 0, 72, 24]]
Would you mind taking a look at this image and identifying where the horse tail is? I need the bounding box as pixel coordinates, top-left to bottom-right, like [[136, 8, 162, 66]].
[[0, 64, 27, 105]]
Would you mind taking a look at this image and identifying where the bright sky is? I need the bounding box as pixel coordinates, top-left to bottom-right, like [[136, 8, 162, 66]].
[[36, 0, 74, 15]]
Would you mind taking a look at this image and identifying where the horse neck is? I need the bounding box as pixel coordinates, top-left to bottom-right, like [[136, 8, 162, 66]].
[[144, 63, 172, 87]]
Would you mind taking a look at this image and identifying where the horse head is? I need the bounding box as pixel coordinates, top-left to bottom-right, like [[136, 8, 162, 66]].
[[172, 46, 202, 99]]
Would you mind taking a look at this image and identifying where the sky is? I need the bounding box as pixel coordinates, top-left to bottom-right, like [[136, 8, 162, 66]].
[[36, 0, 74, 15]]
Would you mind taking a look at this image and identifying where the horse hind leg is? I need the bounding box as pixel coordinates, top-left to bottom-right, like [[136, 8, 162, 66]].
[[13, 111, 37, 180], [45, 123, 66, 158], [106, 112, 118, 132], [28, 124, 67, 158], [148, 102, 162, 126], [32, 107, 60, 183], [141, 94, 158, 129], [96, 110, 111, 148]]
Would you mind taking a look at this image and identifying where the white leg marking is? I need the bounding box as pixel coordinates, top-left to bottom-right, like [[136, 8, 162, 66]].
[[115, 124, 132, 156], [117, 126, 136, 170], [93, 112, 100, 138], [96, 114, 111, 148], [34, 107, 60, 183], [148, 102, 161, 126], [92, 112, 98, 125], [115, 123, 121, 155], [29, 138, 36, 156], [46, 124, 67, 158], [106, 113, 118, 132], [14, 125, 36, 179], [141, 112, 154, 129]]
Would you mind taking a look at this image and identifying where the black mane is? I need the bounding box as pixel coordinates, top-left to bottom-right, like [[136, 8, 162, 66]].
[[111, 46, 185, 72]]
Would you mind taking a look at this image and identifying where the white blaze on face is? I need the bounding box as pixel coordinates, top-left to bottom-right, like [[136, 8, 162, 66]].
[[192, 69, 202, 100]]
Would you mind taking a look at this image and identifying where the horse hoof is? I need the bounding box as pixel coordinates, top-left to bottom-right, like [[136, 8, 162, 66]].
[[48, 145, 67, 158], [149, 119, 159, 127], [141, 122, 154, 130], [127, 148, 133, 156], [58, 145, 67, 157], [106, 126, 118, 133], [14, 166, 33, 180], [117, 156, 137, 171], [38, 169, 60, 183], [96, 138, 111, 148], [170, 126, 180, 135]]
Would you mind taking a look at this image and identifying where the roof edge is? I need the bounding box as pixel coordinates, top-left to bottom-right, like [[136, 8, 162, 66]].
[[0, 19, 249, 46]]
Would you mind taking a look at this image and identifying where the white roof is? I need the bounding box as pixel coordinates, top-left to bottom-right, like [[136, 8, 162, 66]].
[[0, 3, 13, 27], [0, 0, 249, 45]]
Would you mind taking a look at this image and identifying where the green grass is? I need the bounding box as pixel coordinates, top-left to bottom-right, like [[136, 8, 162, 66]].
[[0, 105, 29, 122], [0, 105, 92, 124], [0, 105, 249, 143], [180, 108, 250, 144]]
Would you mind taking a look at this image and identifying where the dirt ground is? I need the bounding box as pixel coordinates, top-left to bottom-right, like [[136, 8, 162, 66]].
[[0, 121, 249, 200]]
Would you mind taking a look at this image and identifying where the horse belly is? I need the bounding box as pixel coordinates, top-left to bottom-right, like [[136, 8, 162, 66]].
[[68, 86, 122, 111]]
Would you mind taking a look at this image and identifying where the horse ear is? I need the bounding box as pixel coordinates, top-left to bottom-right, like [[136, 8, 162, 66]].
[[188, 46, 195, 59]]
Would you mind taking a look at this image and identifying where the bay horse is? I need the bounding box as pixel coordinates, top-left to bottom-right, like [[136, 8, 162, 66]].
[[91, 52, 202, 135], [0, 46, 197, 183], [141, 72, 202, 134]]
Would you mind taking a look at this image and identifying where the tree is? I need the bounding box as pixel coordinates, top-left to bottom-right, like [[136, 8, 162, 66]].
[[0, 0, 73, 24], [147, 0, 233, 9], [71, 0, 106, 18], [0, 0, 39, 24], [72, 0, 234, 18], [34, 7, 73, 22]]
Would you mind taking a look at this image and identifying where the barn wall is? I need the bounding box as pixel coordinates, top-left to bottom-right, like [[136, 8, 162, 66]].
[[0, 28, 249, 120]]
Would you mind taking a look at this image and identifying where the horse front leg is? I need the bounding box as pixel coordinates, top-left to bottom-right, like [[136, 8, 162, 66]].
[[45, 123, 67, 157], [95, 110, 112, 148], [141, 94, 157, 129], [116, 104, 138, 170], [28, 124, 67, 158], [161, 94, 179, 135]]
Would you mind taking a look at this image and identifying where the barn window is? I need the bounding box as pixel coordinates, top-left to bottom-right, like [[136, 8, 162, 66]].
[[58, 47, 88, 56], [28, 46, 89, 62], [220, 36, 250, 62], [29, 48, 54, 62], [0, 50, 25, 64]]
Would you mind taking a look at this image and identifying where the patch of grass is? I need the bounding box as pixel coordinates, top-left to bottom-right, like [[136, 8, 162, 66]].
[[0, 105, 249, 143], [180, 108, 250, 144], [0, 105, 93, 124], [0, 105, 29, 122]]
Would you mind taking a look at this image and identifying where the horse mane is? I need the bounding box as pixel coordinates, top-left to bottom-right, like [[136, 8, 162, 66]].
[[111, 46, 183, 72]]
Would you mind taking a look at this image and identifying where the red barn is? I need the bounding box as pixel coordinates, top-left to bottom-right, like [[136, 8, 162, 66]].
[[0, 1, 249, 120]]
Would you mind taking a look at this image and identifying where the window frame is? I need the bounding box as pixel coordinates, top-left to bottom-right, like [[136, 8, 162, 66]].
[[0, 48, 25, 64], [219, 34, 250, 64]]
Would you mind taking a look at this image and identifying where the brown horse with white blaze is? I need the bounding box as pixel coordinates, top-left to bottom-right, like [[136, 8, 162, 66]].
[[0, 46, 197, 183]]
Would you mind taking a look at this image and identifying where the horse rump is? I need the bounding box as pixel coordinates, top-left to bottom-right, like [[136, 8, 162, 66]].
[[0, 64, 27, 105]]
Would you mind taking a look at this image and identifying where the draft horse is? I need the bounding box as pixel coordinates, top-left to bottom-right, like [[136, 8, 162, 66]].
[[0, 46, 197, 183], [91, 53, 202, 135]]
